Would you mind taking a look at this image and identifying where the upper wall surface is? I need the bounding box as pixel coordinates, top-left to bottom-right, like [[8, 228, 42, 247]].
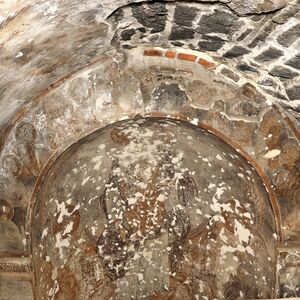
[[0, 0, 299, 129], [0, 0, 299, 298]]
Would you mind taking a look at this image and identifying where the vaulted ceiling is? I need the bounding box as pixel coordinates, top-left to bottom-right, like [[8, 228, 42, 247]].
[[0, 0, 299, 298]]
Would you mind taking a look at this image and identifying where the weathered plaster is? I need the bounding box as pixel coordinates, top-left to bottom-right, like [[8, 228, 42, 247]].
[[0, 0, 299, 298]]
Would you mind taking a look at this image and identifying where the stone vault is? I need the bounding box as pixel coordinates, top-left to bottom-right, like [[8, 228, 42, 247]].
[[0, 0, 299, 299]]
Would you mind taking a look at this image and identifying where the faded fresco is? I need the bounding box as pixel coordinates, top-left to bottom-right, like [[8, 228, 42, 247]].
[[0, 0, 299, 297], [32, 118, 277, 299]]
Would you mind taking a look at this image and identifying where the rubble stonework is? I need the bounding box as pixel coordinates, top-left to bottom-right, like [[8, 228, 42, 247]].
[[0, 0, 299, 299]]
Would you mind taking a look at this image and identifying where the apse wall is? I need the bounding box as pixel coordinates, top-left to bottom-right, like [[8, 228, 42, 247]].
[[31, 118, 278, 299], [0, 0, 299, 299]]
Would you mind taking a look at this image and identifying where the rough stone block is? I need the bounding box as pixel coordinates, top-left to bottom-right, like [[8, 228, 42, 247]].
[[169, 26, 195, 40], [132, 3, 167, 33], [285, 54, 300, 70], [277, 24, 300, 46], [236, 28, 253, 41], [197, 36, 225, 51], [223, 46, 251, 58], [286, 85, 300, 100], [174, 5, 198, 27], [269, 66, 299, 79], [237, 63, 258, 73], [121, 28, 135, 41], [220, 67, 240, 82], [228, 0, 287, 15], [197, 9, 238, 35], [248, 21, 278, 48], [258, 78, 277, 87], [255, 47, 284, 62], [151, 83, 189, 110]]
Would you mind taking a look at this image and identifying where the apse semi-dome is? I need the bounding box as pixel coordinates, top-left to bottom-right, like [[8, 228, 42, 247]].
[[31, 118, 277, 299]]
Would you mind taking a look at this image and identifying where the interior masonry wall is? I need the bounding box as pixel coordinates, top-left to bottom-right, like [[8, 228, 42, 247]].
[[0, 0, 299, 299]]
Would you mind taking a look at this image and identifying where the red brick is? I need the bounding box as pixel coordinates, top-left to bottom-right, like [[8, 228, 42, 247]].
[[143, 49, 162, 57], [165, 51, 176, 59], [177, 53, 197, 62], [198, 58, 216, 69]]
